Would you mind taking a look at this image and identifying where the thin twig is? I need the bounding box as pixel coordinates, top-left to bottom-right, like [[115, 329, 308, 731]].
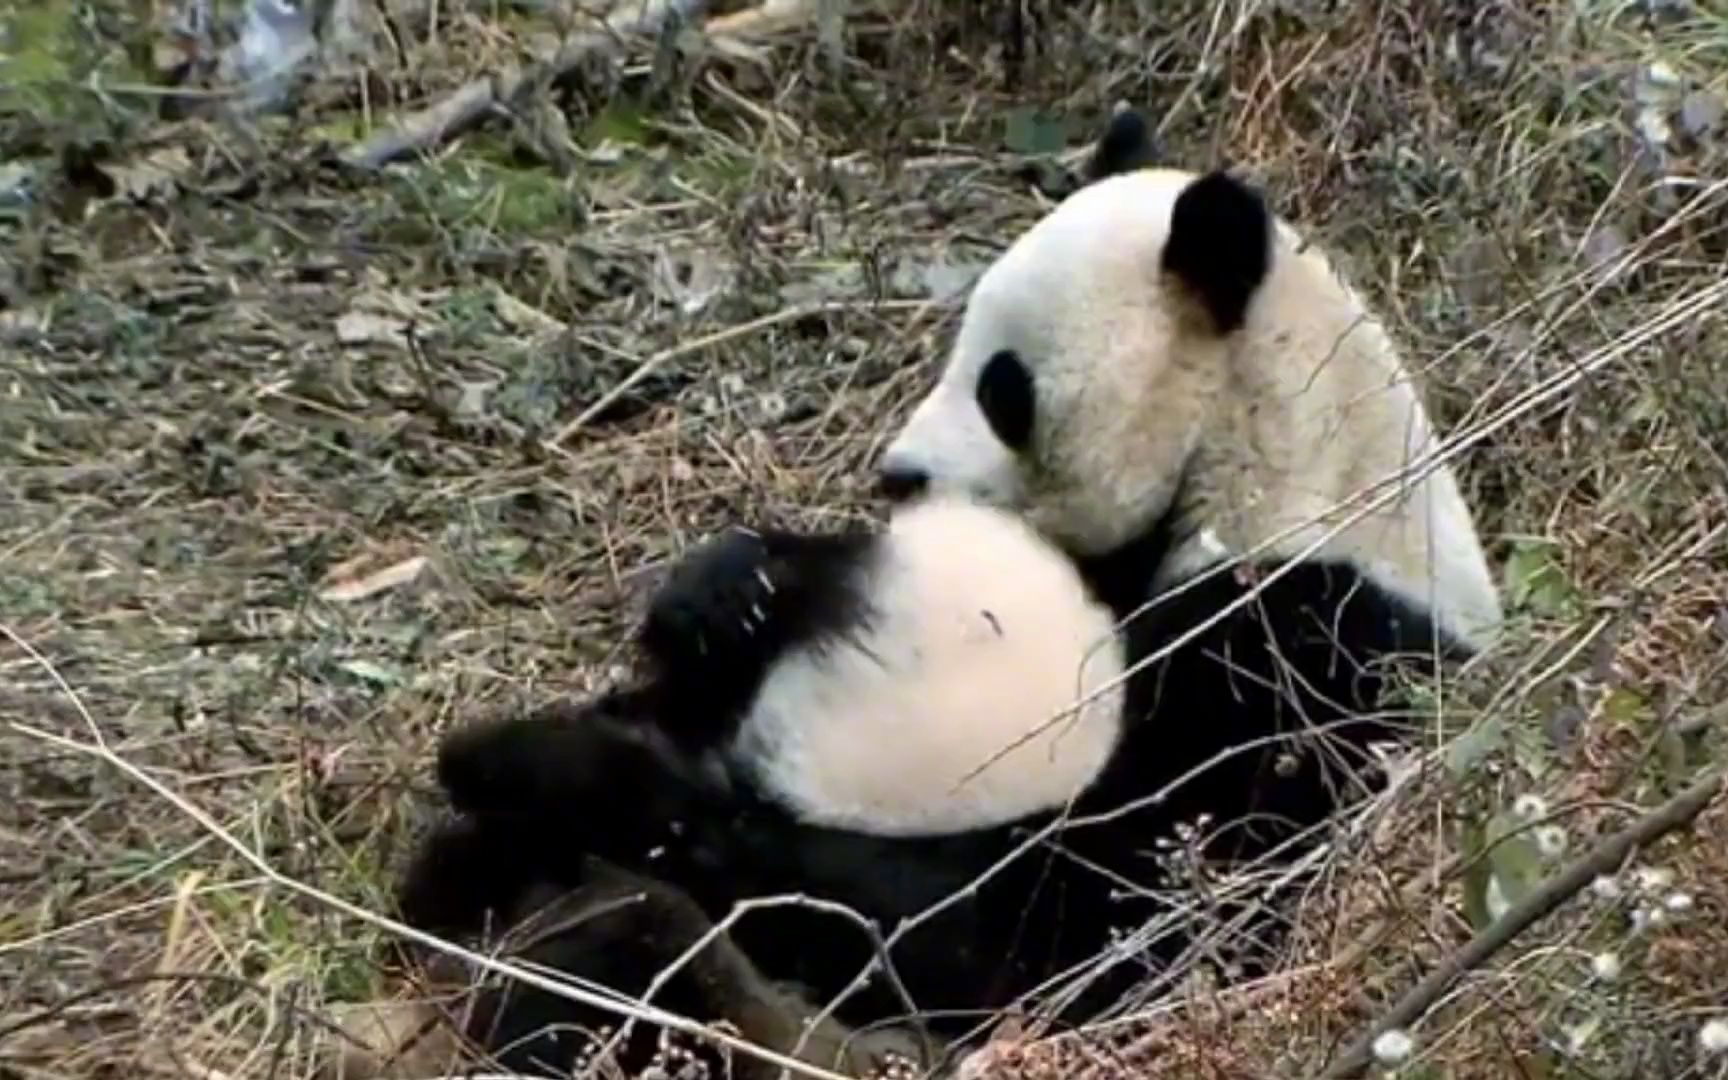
[[1316, 763, 1727, 1079], [545, 299, 924, 446], [0, 971, 353, 1046], [597, 891, 934, 1073]]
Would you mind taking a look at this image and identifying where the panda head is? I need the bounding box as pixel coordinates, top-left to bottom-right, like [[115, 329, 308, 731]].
[[878, 111, 1275, 559]]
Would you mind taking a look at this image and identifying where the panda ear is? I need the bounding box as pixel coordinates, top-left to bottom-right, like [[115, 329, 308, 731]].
[[1161, 170, 1272, 335], [1081, 107, 1162, 184]]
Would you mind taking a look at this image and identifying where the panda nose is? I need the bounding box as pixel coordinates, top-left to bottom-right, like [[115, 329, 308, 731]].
[[877, 464, 929, 503]]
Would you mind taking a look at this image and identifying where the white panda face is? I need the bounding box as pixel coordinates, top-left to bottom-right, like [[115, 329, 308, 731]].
[[880, 161, 1271, 557]]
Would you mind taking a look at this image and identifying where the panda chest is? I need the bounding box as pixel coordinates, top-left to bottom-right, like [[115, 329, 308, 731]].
[[724, 607, 1125, 839]]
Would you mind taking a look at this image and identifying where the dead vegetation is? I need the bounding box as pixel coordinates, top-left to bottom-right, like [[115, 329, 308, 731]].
[[2, 0, 1726, 1077]]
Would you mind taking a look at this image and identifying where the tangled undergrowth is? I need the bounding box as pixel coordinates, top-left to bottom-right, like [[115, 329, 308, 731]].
[[2, 1, 1725, 1077]]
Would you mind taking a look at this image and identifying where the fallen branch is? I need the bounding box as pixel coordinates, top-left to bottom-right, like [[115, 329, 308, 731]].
[[1317, 763, 1727, 1079], [341, 0, 709, 170]]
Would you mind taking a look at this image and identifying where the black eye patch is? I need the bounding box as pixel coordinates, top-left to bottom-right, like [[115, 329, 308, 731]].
[[975, 349, 1035, 452]]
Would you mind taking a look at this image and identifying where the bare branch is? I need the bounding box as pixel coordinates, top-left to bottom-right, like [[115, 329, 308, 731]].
[[341, 0, 710, 171], [1317, 764, 1727, 1080]]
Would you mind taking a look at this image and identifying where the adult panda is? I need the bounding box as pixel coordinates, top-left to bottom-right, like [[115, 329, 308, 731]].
[[877, 106, 1504, 869], [366, 107, 1504, 1077], [370, 495, 1135, 1079]]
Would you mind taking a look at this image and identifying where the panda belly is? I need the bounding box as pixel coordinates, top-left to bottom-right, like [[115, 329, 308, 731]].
[[639, 494, 1132, 841]]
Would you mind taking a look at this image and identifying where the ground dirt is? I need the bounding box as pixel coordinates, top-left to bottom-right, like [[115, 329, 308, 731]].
[[2, 1, 1727, 1078]]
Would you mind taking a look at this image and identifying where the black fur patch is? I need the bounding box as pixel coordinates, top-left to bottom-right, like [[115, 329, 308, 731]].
[[1082, 107, 1162, 183], [975, 349, 1036, 451], [392, 813, 538, 948], [1081, 545, 1467, 864], [431, 693, 715, 843], [637, 525, 878, 745], [1162, 170, 1273, 334]]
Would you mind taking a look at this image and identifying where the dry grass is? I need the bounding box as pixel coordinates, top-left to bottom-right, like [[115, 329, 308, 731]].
[[2, 1, 1727, 1078]]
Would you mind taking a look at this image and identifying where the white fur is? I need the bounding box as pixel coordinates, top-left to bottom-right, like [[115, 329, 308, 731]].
[[729, 497, 1127, 837], [880, 167, 1503, 649]]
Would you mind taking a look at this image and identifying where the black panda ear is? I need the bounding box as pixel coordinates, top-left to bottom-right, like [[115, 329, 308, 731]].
[[1162, 170, 1272, 335], [1081, 107, 1162, 184]]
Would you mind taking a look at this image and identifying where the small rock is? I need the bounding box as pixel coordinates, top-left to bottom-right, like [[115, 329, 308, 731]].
[[1644, 60, 1682, 88], [0, 162, 38, 210], [1680, 90, 1725, 137], [1582, 222, 1628, 275]]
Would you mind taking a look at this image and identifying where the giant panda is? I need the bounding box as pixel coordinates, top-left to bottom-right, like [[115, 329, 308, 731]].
[[362, 106, 1505, 1078], [369, 494, 1137, 1078], [874, 106, 1503, 871]]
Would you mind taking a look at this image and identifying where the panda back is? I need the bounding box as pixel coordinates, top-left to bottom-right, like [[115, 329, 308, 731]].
[[730, 498, 1128, 838]]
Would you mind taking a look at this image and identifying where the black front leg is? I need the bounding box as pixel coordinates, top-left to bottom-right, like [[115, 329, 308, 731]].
[[636, 524, 878, 743], [398, 692, 742, 960]]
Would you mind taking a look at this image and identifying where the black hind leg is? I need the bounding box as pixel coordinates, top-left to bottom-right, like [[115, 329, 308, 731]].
[[393, 813, 542, 948], [457, 872, 711, 1079], [426, 693, 722, 866], [352, 849, 928, 1080], [637, 524, 877, 740], [453, 858, 921, 1080], [389, 830, 758, 1077]]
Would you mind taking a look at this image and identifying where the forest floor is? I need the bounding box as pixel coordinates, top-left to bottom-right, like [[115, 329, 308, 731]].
[[2, 1, 1726, 1077]]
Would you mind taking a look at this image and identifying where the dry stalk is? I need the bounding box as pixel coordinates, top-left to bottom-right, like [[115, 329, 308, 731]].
[[1317, 764, 1727, 1079]]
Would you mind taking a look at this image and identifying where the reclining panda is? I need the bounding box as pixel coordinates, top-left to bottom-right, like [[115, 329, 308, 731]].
[[361, 496, 1127, 1079], [362, 108, 1502, 1079]]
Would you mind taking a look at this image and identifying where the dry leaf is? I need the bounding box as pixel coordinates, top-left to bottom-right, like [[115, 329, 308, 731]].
[[100, 146, 194, 203], [1680, 90, 1724, 138], [490, 286, 567, 335], [333, 285, 431, 347], [334, 310, 407, 346], [319, 555, 429, 603], [651, 247, 731, 316]]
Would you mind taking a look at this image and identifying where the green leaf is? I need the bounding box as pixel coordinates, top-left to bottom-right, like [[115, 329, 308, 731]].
[[584, 102, 651, 147], [1003, 107, 1071, 156], [1459, 816, 1495, 931], [1509, 717, 1554, 782], [1445, 713, 1506, 778], [1655, 727, 1690, 793], [1486, 807, 1546, 911], [1601, 686, 1652, 728], [1502, 538, 1577, 618], [338, 658, 403, 688]]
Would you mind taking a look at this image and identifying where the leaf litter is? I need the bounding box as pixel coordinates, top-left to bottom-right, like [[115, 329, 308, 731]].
[[1, 1, 1726, 1078]]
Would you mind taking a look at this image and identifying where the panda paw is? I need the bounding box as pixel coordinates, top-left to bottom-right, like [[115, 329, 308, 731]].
[[640, 526, 783, 671], [391, 813, 535, 948]]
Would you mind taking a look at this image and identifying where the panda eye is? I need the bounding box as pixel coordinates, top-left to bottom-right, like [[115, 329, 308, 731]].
[[975, 349, 1035, 452]]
